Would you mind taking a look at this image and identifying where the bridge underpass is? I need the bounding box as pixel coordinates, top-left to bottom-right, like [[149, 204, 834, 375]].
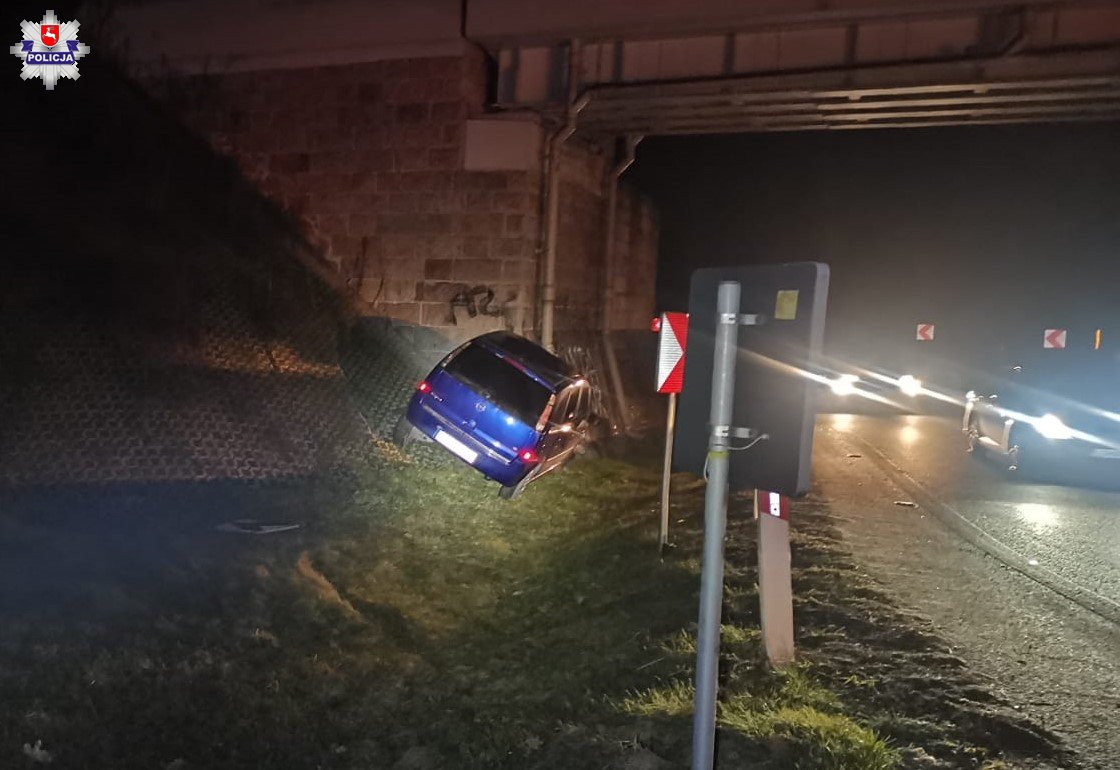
[[479, 0, 1120, 135], [3, 0, 1117, 492], [465, 0, 1120, 381], [3, 4, 1119, 768]]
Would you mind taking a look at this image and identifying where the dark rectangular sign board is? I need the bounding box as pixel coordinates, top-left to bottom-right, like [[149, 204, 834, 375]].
[[672, 262, 829, 496]]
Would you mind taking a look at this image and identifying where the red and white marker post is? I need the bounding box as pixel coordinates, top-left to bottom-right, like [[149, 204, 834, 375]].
[[754, 489, 795, 665], [653, 312, 688, 551], [1044, 328, 1067, 349]]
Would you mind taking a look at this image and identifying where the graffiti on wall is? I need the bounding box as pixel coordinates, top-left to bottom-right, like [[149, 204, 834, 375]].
[[450, 285, 502, 319], [448, 284, 526, 337]]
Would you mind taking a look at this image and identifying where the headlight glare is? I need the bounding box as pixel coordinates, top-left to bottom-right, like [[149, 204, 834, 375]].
[[830, 374, 858, 396], [1033, 413, 1073, 441], [897, 374, 922, 397]]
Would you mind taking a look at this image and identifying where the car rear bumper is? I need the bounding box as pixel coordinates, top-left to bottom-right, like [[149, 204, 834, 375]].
[[406, 397, 531, 486]]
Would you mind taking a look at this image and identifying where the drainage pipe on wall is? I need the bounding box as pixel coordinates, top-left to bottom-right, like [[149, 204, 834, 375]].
[[539, 39, 584, 352], [600, 134, 642, 435]]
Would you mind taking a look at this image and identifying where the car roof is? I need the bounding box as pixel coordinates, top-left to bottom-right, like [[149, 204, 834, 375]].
[[472, 331, 580, 390]]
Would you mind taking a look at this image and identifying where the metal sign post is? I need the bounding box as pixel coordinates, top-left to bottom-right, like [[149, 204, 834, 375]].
[[755, 490, 795, 666], [675, 263, 827, 770], [660, 391, 677, 551], [691, 282, 740, 770]]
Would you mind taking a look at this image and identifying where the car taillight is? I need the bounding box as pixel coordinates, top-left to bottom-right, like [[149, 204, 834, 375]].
[[519, 448, 539, 464], [417, 381, 431, 393]]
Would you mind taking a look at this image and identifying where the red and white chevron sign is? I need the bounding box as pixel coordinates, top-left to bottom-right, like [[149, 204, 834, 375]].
[[916, 323, 935, 341], [1044, 328, 1067, 349], [655, 312, 689, 394]]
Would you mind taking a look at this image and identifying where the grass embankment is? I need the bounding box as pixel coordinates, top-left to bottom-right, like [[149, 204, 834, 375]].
[[333, 449, 896, 769], [1, 448, 895, 769]]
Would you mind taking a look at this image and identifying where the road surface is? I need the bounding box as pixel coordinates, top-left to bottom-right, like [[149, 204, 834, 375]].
[[813, 413, 1120, 769], [828, 413, 1120, 606]]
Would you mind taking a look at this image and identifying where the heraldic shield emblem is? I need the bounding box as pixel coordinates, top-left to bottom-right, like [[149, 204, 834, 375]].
[[40, 23, 59, 46]]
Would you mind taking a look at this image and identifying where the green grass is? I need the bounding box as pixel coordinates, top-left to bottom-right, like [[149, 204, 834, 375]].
[[620, 680, 696, 718], [719, 704, 896, 770], [301, 447, 897, 769], [621, 661, 896, 770], [0, 447, 897, 769]]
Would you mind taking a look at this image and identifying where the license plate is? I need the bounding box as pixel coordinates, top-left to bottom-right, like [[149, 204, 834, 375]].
[[434, 430, 478, 464], [1090, 447, 1120, 459]]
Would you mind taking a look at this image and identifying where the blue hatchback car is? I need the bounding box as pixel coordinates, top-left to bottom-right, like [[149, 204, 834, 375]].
[[401, 331, 593, 498]]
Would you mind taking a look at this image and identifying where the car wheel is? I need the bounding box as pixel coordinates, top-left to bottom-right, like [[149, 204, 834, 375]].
[[392, 415, 418, 448], [1006, 431, 1039, 476], [576, 441, 601, 459], [965, 418, 981, 454], [1006, 443, 1022, 473], [499, 467, 539, 500]]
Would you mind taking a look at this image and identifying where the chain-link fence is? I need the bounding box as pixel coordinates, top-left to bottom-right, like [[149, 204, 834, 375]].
[[0, 58, 659, 498], [0, 59, 428, 494]]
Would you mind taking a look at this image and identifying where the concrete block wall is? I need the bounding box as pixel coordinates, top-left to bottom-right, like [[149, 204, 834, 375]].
[[554, 142, 608, 331], [154, 48, 656, 342], [552, 139, 658, 333], [609, 192, 659, 331]]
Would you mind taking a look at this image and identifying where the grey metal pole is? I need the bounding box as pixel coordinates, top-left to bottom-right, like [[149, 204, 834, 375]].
[[691, 281, 740, 770], [659, 391, 678, 552]]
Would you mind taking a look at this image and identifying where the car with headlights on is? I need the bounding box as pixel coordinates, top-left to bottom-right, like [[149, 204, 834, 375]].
[[399, 331, 593, 499], [964, 351, 1120, 475], [814, 358, 932, 414]]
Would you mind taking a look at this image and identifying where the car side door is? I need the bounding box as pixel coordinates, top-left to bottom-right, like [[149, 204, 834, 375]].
[[537, 388, 571, 471], [556, 384, 592, 460], [546, 385, 590, 469], [571, 384, 591, 438]]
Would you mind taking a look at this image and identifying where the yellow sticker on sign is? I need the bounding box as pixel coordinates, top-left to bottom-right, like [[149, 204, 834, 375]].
[[774, 290, 799, 320]]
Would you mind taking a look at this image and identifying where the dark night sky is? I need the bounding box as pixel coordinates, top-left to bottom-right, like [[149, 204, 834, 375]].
[[630, 122, 1120, 367]]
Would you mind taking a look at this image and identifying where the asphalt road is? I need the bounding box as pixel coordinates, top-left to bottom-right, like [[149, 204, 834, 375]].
[[827, 412, 1120, 606], [813, 413, 1120, 768]]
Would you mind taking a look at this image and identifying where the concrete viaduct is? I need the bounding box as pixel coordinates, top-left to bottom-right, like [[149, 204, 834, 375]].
[[113, 0, 1120, 350]]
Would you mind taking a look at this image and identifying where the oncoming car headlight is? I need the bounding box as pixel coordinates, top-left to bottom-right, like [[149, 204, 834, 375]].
[[897, 374, 922, 397], [830, 374, 859, 396], [1033, 413, 1074, 441]]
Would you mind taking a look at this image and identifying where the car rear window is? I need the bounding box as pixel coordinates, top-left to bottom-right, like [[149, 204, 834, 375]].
[[444, 343, 552, 426]]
